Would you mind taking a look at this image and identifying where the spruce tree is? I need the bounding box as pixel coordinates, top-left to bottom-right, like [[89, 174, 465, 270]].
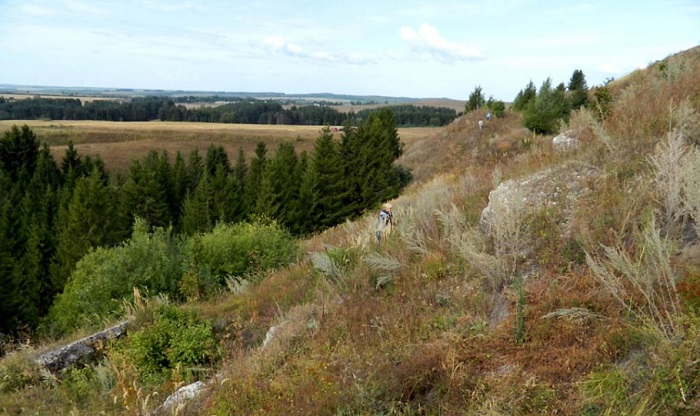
[[120, 155, 172, 228], [181, 171, 215, 235], [523, 78, 570, 135], [0, 124, 39, 182], [305, 127, 345, 232], [512, 80, 537, 111], [51, 168, 122, 292], [234, 148, 248, 206], [245, 142, 268, 215], [255, 142, 299, 228], [568, 69, 589, 110], [205, 145, 231, 176]]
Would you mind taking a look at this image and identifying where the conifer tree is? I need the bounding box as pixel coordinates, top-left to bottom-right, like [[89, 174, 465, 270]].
[[0, 124, 39, 182], [245, 142, 268, 215], [205, 145, 231, 176], [187, 148, 204, 191], [51, 168, 123, 292], [568, 69, 589, 110], [256, 142, 299, 228], [305, 127, 346, 232], [120, 156, 171, 229], [234, 148, 248, 195], [512, 80, 537, 111], [181, 171, 215, 235], [171, 151, 189, 228], [60, 141, 84, 184], [523, 78, 570, 134]]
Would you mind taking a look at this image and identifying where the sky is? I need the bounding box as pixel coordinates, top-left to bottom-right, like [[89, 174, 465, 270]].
[[0, 0, 698, 101]]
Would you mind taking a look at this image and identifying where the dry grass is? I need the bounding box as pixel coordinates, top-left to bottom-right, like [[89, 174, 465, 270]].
[[0, 120, 439, 171], [4, 47, 700, 415]]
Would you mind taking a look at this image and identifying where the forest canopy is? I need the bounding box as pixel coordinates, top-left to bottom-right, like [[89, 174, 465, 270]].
[[0, 108, 409, 337]]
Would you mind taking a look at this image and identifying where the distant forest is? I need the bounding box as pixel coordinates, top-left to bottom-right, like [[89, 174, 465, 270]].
[[0, 96, 458, 127], [0, 108, 410, 336]]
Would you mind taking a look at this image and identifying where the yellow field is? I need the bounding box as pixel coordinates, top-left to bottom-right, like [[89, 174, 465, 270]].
[[0, 120, 440, 171]]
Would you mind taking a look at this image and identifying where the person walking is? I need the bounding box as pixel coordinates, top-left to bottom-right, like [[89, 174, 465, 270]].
[[478, 119, 484, 131], [376, 203, 393, 244]]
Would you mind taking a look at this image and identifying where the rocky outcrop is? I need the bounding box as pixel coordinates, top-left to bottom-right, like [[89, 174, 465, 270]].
[[481, 160, 600, 233], [552, 130, 580, 152], [34, 321, 130, 372]]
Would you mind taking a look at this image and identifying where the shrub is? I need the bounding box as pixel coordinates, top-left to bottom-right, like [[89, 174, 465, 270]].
[[185, 220, 300, 288], [125, 304, 221, 383], [43, 220, 184, 336], [0, 347, 41, 392], [586, 218, 682, 342]]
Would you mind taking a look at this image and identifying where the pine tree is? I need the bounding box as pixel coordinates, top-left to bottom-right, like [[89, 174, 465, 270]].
[[181, 171, 215, 235], [171, 151, 189, 229], [466, 85, 486, 112], [512, 80, 537, 111], [205, 145, 231, 176], [0, 124, 39, 182], [51, 168, 122, 292], [245, 142, 268, 215], [256, 142, 300, 228], [523, 78, 570, 135], [60, 141, 84, 182], [568, 69, 589, 110], [234, 148, 248, 196], [305, 127, 346, 232], [187, 148, 204, 191], [120, 155, 172, 228]]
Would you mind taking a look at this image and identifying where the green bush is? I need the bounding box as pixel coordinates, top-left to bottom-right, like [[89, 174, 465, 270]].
[[185, 221, 300, 288], [43, 219, 184, 336], [0, 348, 41, 392], [126, 304, 221, 383]]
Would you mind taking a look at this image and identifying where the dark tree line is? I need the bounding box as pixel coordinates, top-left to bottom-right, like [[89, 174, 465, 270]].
[[0, 96, 457, 127], [0, 96, 169, 122], [0, 109, 409, 337]]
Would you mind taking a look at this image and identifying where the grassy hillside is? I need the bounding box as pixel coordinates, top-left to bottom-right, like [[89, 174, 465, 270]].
[[1, 46, 700, 414]]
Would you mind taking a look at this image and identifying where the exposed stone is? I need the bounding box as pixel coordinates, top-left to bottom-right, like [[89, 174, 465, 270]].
[[34, 321, 130, 372], [552, 131, 580, 152], [480, 160, 600, 235], [153, 381, 206, 415]]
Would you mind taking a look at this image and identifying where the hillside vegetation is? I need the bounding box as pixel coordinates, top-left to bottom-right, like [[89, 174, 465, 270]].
[[2, 46, 700, 414]]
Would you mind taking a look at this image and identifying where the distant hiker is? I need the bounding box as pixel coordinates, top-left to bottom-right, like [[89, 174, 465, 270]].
[[376, 203, 393, 244], [478, 119, 484, 130], [486, 112, 491, 121]]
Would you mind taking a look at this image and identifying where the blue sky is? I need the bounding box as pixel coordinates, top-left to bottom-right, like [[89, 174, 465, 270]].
[[1, 0, 698, 100]]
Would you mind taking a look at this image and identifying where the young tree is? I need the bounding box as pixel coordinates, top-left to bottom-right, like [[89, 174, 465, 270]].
[[466, 86, 486, 112], [523, 78, 571, 135], [568, 69, 589, 110], [486, 96, 506, 118], [245, 142, 268, 215], [512, 80, 537, 111]]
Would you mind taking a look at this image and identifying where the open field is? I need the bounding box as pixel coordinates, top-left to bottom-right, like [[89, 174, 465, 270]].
[[0, 120, 441, 171], [0, 93, 120, 102], [330, 98, 465, 113]]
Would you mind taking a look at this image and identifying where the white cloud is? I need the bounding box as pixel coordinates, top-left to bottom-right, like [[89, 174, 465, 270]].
[[400, 23, 483, 63], [260, 36, 375, 65]]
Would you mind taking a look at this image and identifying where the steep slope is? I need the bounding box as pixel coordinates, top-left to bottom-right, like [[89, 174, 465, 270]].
[[190, 47, 700, 415], [1, 46, 699, 415]]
